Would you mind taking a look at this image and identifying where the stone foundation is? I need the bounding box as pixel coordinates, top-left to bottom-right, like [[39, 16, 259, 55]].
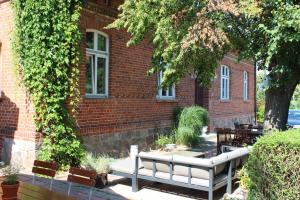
[[82, 127, 170, 157], [212, 115, 255, 130], [1, 138, 36, 170]]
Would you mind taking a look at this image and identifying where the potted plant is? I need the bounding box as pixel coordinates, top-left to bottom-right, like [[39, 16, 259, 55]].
[[81, 153, 113, 189], [1, 165, 20, 200]]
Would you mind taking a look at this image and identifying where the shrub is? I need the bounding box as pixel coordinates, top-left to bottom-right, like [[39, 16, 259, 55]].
[[1, 165, 20, 185], [81, 153, 114, 174], [246, 129, 300, 200], [173, 107, 183, 128], [155, 134, 175, 149], [175, 106, 209, 146], [256, 103, 265, 124]]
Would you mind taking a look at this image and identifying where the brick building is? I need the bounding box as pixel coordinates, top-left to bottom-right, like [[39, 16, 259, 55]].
[[0, 0, 255, 169]]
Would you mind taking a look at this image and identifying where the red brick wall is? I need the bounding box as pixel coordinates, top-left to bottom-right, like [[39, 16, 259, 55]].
[[77, 1, 195, 137], [208, 54, 256, 131], [0, 1, 36, 146]]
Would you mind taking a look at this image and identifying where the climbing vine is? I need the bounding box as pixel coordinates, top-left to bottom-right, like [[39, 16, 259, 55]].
[[12, 0, 85, 169]]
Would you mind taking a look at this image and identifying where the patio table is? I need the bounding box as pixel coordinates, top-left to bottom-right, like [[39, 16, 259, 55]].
[[0, 179, 75, 200], [216, 129, 263, 153]]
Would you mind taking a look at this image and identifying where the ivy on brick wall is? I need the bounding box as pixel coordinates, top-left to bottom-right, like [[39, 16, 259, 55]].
[[12, 0, 85, 169]]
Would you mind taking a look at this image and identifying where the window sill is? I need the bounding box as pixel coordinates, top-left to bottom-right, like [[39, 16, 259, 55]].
[[85, 94, 109, 99], [156, 98, 178, 103], [220, 99, 231, 103]]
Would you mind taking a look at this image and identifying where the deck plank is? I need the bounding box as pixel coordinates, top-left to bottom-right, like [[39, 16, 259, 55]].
[[0, 179, 75, 200]]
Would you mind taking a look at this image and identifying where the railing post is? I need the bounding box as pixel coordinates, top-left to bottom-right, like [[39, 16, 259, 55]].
[[132, 155, 139, 192], [227, 160, 233, 194], [208, 168, 214, 200]]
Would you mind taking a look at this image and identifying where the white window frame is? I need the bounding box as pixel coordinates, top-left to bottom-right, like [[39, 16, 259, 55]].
[[157, 69, 176, 100], [85, 29, 109, 98], [243, 71, 249, 101], [220, 65, 230, 100]]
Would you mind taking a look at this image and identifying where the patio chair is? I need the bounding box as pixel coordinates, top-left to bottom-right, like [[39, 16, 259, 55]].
[[216, 128, 233, 154], [232, 129, 252, 146], [67, 167, 97, 200], [32, 160, 58, 190]]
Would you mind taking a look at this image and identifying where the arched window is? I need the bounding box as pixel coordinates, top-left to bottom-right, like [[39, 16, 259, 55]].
[[85, 30, 109, 97], [220, 65, 230, 100]]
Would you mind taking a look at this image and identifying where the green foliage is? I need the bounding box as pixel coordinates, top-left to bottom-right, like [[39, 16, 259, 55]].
[[256, 104, 265, 124], [173, 107, 183, 128], [108, 0, 231, 87], [176, 106, 208, 146], [256, 71, 266, 123], [231, 1, 300, 88], [1, 165, 20, 185], [81, 153, 114, 174], [290, 85, 300, 109], [238, 166, 251, 190], [155, 134, 175, 149], [245, 129, 300, 200], [12, 0, 85, 169]]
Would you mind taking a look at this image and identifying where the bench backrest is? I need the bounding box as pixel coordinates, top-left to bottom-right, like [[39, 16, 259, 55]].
[[67, 167, 97, 187], [32, 160, 58, 178]]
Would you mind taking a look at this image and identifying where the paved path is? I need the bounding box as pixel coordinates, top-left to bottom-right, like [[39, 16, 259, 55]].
[[16, 134, 230, 200]]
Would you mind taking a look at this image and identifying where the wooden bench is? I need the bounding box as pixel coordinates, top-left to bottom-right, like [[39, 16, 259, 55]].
[[32, 160, 58, 190], [67, 167, 97, 200]]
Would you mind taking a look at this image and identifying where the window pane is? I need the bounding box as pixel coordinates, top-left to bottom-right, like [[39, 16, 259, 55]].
[[86, 32, 94, 49], [97, 34, 107, 51], [226, 79, 229, 99], [97, 57, 106, 94], [162, 89, 167, 96], [222, 78, 225, 98], [168, 86, 173, 96], [86, 55, 93, 94]]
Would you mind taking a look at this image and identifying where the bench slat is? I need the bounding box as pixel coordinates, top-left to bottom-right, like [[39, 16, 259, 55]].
[[69, 167, 97, 179], [34, 160, 58, 170], [32, 167, 56, 177], [67, 175, 95, 187]]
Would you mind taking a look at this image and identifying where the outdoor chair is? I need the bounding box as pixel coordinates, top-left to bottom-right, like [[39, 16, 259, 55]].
[[232, 129, 252, 146], [216, 128, 234, 154], [67, 167, 97, 200], [239, 124, 253, 130], [32, 160, 58, 190]]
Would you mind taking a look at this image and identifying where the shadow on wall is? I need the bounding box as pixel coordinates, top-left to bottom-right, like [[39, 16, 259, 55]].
[[0, 91, 19, 164]]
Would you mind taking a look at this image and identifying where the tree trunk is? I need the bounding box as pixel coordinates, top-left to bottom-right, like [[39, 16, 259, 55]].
[[264, 81, 298, 131]]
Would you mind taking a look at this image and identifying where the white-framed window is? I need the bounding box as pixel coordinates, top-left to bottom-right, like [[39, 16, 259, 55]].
[[85, 30, 109, 97], [220, 65, 230, 100], [243, 71, 249, 101], [157, 69, 176, 100]]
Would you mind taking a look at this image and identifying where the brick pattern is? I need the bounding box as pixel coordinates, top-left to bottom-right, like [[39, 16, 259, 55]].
[[208, 54, 256, 130], [0, 1, 37, 152], [77, 2, 195, 137]]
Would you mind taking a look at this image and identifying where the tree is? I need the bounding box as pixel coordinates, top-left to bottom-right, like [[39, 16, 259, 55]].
[[109, 0, 300, 130], [230, 1, 300, 130], [108, 0, 239, 87]]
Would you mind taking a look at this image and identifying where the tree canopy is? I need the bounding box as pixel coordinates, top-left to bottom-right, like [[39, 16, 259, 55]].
[[108, 0, 241, 87]]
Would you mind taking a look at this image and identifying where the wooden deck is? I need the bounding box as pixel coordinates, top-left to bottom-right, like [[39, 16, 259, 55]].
[[0, 179, 75, 200]]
